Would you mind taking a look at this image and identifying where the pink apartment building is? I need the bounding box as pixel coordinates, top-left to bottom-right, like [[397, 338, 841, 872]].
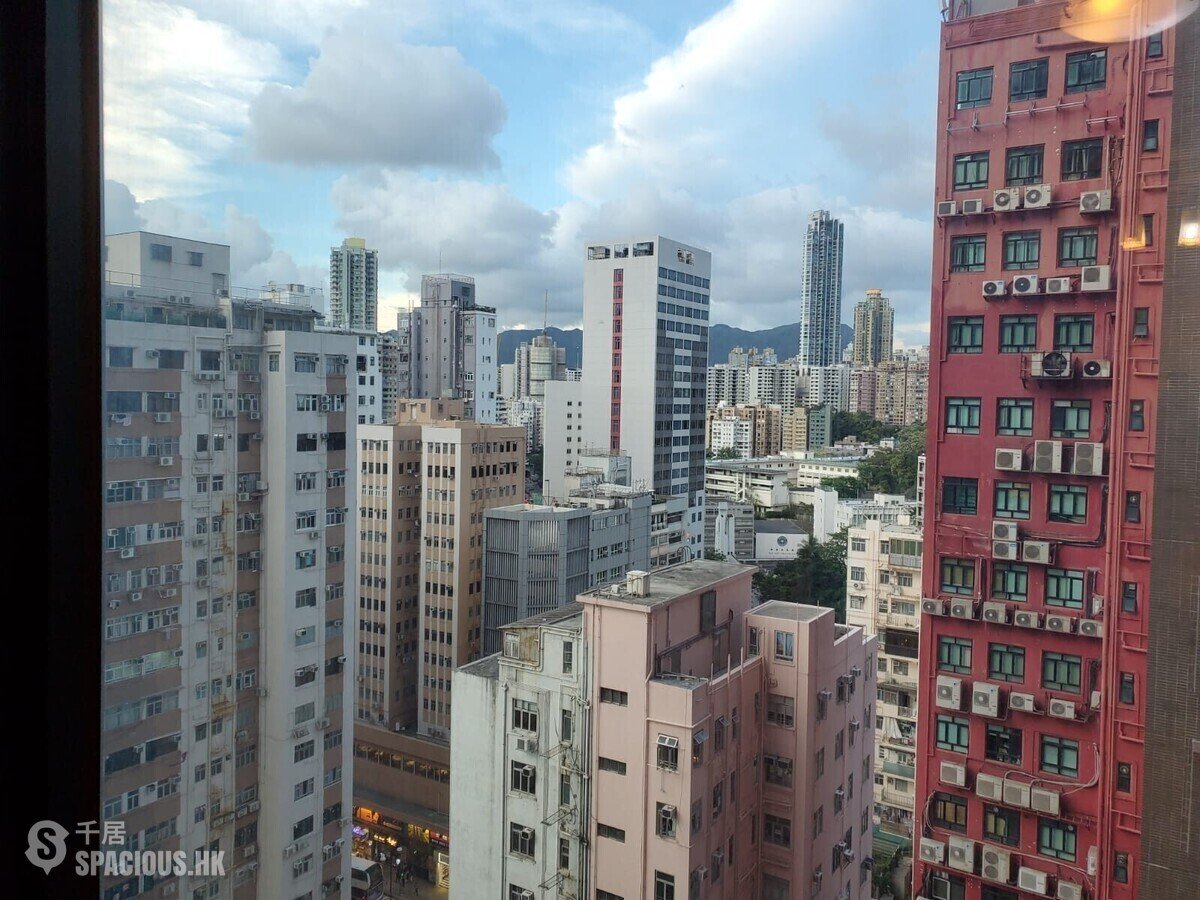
[[451, 558, 877, 900]]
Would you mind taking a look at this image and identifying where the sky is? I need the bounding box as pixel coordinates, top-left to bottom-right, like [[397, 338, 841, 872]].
[[101, 0, 941, 347]]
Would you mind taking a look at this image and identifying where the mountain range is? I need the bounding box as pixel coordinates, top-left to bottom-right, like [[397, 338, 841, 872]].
[[498, 323, 853, 369]]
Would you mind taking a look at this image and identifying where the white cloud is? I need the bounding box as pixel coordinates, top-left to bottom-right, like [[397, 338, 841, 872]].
[[102, 0, 286, 198], [248, 32, 506, 170]]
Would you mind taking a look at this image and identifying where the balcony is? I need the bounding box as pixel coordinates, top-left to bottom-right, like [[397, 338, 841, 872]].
[[882, 760, 916, 781], [888, 553, 922, 571]]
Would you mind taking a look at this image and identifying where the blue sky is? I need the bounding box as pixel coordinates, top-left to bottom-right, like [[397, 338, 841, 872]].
[[102, 0, 941, 346]]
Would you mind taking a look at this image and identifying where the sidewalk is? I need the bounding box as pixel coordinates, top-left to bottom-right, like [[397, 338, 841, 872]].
[[382, 880, 449, 900]]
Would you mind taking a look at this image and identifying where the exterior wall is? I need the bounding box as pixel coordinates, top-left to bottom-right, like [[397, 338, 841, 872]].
[[704, 499, 755, 562], [328, 237, 378, 331], [754, 528, 810, 561], [852, 289, 896, 367], [706, 363, 749, 408], [352, 332, 383, 425], [799, 364, 851, 412], [916, 5, 1173, 900], [748, 365, 800, 414], [797, 210, 846, 367], [541, 380, 584, 501]]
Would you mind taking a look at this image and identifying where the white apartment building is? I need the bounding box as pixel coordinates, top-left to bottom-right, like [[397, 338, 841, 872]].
[[844, 518, 923, 840], [581, 237, 710, 559], [706, 363, 749, 409], [328, 237, 378, 331], [748, 364, 800, 414], [102, 231, 355, 900], [798, 364, 851, 412], [541, 380, 585, 500], [811, 488, 921, 542], [709, 416, 754, 459]]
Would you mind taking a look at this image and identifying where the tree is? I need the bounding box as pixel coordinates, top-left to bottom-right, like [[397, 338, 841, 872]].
[[704, 549, 727, 561], [855, 423, 926, 496], [872, 846, 898, 898], [713, 447, 742, 460], [833, 410, 899, 444], [752, 528, 849, 622], [819, 475, 866, 496]]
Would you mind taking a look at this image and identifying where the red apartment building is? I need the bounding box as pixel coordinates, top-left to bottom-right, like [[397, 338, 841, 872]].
[[916, 3, 1195, 900]]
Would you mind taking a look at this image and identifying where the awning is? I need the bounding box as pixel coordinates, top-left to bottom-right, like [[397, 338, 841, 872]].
[[657, 734, 679, 749]]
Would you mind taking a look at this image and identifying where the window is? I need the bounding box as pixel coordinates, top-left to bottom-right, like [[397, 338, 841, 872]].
[[774, 631, 794, 661], [1125, 491, 1142, 523], [654, 872, 675, 900], [1143, 119, 1160, 152], [942, 477, 978, 515], [947, 317, 984, 355], [932, 792, 968, 832], [598, 756, 626, 775], [1003, 231, 1040, 270], [747, 626, 759, 657], [1065, 49, 1106, 93], [558, 837, 570, 871], [950, 236, 987, 273], [765, 754, 793, 787], [941, 558, 975, 595], [850, 566, 866, 581], [991, 562, 1029, 602], [998, 398, 1034, 435], [767, 694, 795, 728], [956, 67, 993, 108], [985, 805, 1021, 846], [1114, 852, 1130, 884], [999, 315, 1037, 353], [1116, 762, 1132, 792], [945, 398, 981, 434], [953, 152, 989, 190], [1129, 400, 1146, 432], [1133, 307, 1150, 337], [656, 802, 677, 838], [1061, 139, 1103, 182], [988, 643, 1025, 683], [1148, 30, 1164, 57], [986, 724, 1023, 765], [1054, 314, 1095, 352], [763, 814, 792, 847], [600, 687, 628, 706], [938, 636, 972, 674], [293, 816, 314, 840], [150, 242, 172, 261], [1120, 672, 1136, 705], [597, 824, 626, 842], [1005, 144, 1044, 186], [1009, 58, 1048, 101], [509, 823, 535, 858], [1038, 818, 1077, 861], [656, 735, 679, 770], [1046, 734, 1084, 777], [993, 481, 1030, 520], [712, 782, 723, 817], [510, 762, 536, 795], [512, 699, 538, 733], [1051, 399, 1091, 437], [562, 641, 573, 674], [1048, 485, 1088, 524], [1141, 211, 1156, 245], [1122, 581, 1139, 613], [1042, 653, 1082, 693], [936, 715, 970, 754]]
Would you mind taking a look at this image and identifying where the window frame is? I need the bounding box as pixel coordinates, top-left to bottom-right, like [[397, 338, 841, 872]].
[[1005, 144, 1044, 186]]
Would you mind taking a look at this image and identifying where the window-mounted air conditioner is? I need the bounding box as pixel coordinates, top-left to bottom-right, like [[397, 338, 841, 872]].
[[993, 188, 1021, 211]]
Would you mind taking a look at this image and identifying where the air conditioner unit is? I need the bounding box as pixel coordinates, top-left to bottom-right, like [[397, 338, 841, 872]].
[[962, 198, 985, 215], [971, 682, 1000, 717], [981, 845, 1012, 882], [1018, 866, 1050, 895], [145, 349, 160, 358], [930, 878, 953, 900], [919, 838, 946, 864], [947, 836, 976, 873], [922, 598, 946, 616], [155, 412, 173, 423], [1023, 541, 1053, 564], [1033, 440, 1064, 473], [236, 730, 248, 740], [307, 531, 320, 540], [1045, 614, 1074, 634], [940, 761, 966, 787], [237, 492, 252, 502], [1045, 276, 1072, 294], [129, 591, 142, 602], [1079, 189, 1112, 213], [1030, 351, 1073, 379], [937, 200, 958, 217], [255, 481, 267, 492], [157, 456, 174, 467], [1049, 698, 1076, 720], [161, 588, 177, 597], [1071, 442, 1104, 476], [291, 726, 309, 739], [249, 411, 261, 420], [995, 448, 1024, 472], [981, 601, 1007, 623], [1057, 881, 1084, 900], [993, 541, 1019, 560], [1008, 692, 1036, 712], [982, 279, 1007, 299], [976, 773, 1004, 802], [1023, 184, 1052, 208], [315, 718, 330, 730], [994, 188, 1022, 211], [1080, 264, 1112, 291], [1079, 619, 1103, 639], [1030, 786, 1061, 815], [1003, 781, 1031, 808], [108, 599, 121, 609], [336, 655, 346, 663], [245, 373, 260, 383], [935, 675, 963, 710], [120, 547, 135, 559], [251, 433, 263, 440], [196, 577, 208, 587], [991, 521, 1019, 542], [1080, 358, 1112, 379], [1012, 274, 1040, 295], [949, 598, 974, 619]]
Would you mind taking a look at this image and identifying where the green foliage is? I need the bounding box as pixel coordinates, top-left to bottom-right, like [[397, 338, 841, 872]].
[[820, 475, 867, 496], [703, 549, 727, 561], [856, 423, 926, 496], [833, 411, 899, 444], [713, 447, 742, 460], [872, 847, 898, 897], [753, 528, 849, 622], [526, 449, 543, 484]]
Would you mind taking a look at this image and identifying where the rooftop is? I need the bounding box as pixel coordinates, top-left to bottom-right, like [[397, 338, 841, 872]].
[[755, 520, 806, 535], [504, 603, 584, 631], [750, 600, 830, 623], [588, 559, 755, 608]]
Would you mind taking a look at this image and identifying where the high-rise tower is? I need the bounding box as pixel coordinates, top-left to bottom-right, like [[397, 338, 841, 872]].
[[797, 210, 845, 367], [328, 237, 378, 331]]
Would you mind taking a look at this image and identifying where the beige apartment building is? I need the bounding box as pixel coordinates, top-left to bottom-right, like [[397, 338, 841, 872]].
[[706, 402, 784, 458]]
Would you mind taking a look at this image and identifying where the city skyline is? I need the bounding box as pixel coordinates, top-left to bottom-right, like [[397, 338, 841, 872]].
[[99, 0, 940, 346]]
